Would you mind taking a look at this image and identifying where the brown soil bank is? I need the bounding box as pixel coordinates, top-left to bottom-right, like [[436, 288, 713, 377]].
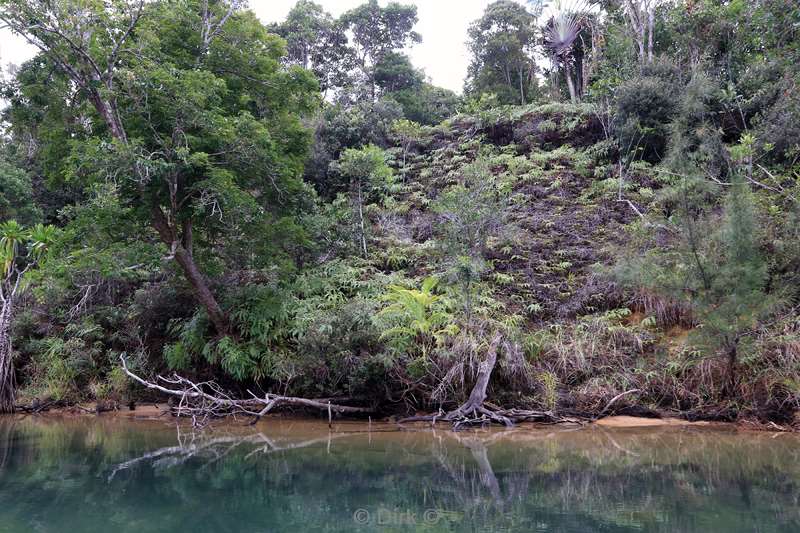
[[9, 403, 794, 433]]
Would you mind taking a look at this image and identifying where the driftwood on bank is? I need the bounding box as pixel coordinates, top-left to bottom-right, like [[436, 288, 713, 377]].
[[120, 356, 373, 426], [120, 331, 585, 430], [398, 334, 579, 430]]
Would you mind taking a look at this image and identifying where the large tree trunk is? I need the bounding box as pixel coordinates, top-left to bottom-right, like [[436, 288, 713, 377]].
[[0, 301, 16, 414], [150, 207, 229, 335], [173, 246, 230, 334], [148, 212, 230, 335]]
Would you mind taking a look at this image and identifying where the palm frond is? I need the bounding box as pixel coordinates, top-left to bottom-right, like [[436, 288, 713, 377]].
[[543, 0, 595, 57]]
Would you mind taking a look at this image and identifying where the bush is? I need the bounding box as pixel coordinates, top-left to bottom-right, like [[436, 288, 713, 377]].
[[613, 59, 683, 163], [752, 78, 800, 165], [306, 98, 404, 197]]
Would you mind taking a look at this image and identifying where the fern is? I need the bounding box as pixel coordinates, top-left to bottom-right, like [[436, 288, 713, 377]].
[[378, 277, 458, 356]]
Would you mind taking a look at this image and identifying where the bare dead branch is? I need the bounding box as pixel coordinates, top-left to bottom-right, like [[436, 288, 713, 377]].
[[119, 356, 373, 426]]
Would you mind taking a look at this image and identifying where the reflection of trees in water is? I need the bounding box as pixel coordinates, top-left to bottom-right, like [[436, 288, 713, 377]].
[[108, 424, 800, 531], [1, 419, 800, 532], [428, 430, 531, 521], [0, 419, 14, 476], [424, 428, 800, 531]]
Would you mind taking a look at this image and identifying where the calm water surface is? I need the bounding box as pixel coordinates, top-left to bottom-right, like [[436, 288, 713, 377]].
[[0, 417, 798, 532]]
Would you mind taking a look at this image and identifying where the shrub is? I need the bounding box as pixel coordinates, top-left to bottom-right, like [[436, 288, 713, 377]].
[[613, 59, 683, 163]]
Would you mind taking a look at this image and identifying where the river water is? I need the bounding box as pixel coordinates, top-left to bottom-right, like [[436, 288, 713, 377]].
[[0, 417, 797, 532]]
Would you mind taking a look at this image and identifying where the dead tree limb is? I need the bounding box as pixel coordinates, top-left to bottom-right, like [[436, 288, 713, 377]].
[[120, 356, 373, 426], [596, 389, 640, 420]]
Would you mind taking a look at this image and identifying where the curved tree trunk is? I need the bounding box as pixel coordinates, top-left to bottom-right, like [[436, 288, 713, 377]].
[[150, 206, 230, 335], [92, 74, 232, 336]]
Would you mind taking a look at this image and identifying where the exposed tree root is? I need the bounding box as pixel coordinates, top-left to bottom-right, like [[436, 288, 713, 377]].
[[120, 356, 373, 427], [399, 334, 579, 430]]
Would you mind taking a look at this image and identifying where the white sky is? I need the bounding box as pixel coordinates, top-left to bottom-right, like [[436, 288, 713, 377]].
[[0, 0, 529, 95]]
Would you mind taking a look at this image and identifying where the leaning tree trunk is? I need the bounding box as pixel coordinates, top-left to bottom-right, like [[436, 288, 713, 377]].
[[150, 206, 231, 335], [173, 245, 230, 335], [0, 300, 16, 414]]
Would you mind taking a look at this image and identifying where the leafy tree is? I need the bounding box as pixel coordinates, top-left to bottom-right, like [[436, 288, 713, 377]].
[[618, 141, 777, 397], [390, 119, 423, 179], [268, 0, 352, 95], [339, 0, 421, 101], [306, 98, 403, 196], [664, 71, 727, 177], [0, 0, 319, 336], [0, 158, 40, 226], [433, 157, 510, 319], [389, 83, 460, 126], [466, 0, 540, 105], [613, 58, 682, 163], [374, 51, 424, 93], [0, 58, 84, 222], [328, 145, 394, 257]]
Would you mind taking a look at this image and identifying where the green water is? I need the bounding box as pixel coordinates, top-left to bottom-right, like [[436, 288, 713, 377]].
[[0, 418, 798, 532]]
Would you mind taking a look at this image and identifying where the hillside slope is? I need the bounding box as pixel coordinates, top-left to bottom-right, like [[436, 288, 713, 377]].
[[366, 103, 796, 424]]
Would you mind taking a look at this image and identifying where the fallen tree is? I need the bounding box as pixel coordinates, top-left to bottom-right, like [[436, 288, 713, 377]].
[[120, 333, 582, 430], [120, 356, 373, 426]]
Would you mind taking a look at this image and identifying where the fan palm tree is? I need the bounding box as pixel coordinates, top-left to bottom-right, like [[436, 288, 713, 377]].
[[543, 0, 595, 102]]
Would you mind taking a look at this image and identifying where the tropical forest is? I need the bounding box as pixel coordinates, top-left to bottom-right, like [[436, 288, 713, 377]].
[[2, 1, 800, 532], [0, 0, 799, 427]]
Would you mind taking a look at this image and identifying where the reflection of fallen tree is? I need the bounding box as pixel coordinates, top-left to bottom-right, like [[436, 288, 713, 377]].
[[399, 335, 580, 429], [120, 356, 373, 426], [107, 427, 365, 481]]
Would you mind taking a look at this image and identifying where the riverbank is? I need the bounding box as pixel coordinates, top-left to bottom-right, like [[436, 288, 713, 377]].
[[9, 402, 790, 433]]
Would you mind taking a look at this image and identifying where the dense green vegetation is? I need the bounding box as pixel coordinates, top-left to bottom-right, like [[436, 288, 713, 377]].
[[0, 0, 798, 425]]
